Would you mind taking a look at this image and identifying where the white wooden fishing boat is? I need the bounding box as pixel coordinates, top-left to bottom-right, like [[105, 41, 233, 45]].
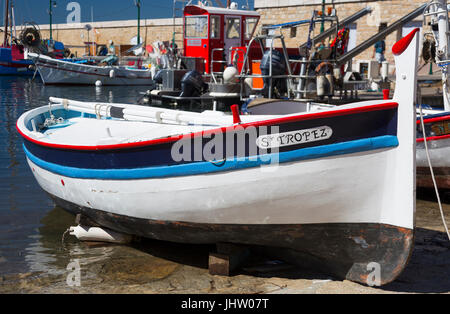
[[16, 29, 420, 285], [27, 53, 153, 86]]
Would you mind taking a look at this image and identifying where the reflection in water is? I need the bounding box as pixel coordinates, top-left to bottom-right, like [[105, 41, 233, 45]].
[[24, 207, 115, 277], [0, 76, 151, 277]]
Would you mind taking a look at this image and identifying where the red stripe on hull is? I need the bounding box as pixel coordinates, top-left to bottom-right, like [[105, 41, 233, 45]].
[[416, 134, 450, 143], [416, 115, 450, 125], [17, 102, 398, 151]]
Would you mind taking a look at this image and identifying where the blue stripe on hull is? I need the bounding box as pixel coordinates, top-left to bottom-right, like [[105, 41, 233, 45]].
[[24, 135, 399, 180], [23, 107, 398, 169]]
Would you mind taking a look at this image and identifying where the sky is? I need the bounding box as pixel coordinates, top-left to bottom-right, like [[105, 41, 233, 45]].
[[1, 0, 254, 26]]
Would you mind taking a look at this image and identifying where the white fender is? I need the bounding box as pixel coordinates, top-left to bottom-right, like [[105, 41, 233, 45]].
[[69, 225, 132, 243]]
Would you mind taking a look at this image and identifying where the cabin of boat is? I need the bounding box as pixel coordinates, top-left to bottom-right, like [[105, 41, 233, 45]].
[[183, 4, 260, 74]]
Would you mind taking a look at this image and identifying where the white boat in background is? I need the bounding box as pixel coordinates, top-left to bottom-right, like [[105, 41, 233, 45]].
[[27, 53, 154, 86], [416, 108, 450, 189], [16, 28, 420, 285], [415, 0, 450, 190]]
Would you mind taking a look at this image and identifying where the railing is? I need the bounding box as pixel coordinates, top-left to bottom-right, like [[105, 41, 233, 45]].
[[210, 48, 226, 83]]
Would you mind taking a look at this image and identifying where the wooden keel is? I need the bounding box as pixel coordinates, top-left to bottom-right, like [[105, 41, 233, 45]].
[[51, 194, 414, 286], [417, 166, 450, 190]]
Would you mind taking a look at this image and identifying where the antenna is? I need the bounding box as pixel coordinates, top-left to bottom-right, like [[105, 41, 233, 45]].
[[85, 24, 92, 55]]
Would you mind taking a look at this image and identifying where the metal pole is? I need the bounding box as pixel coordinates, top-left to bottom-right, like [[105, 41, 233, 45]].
[[280, 35, 293, 98], [269, 38, 273, 99], [3, 0, 9, 47], [11, 0, 16, 39], [172, 0, 175, 49], [137, 0, 141, 45], [337, 4, 427, 65], [437, 0, 450, 110], [320, 0, 325, 33], [49, 0, 53, 40]]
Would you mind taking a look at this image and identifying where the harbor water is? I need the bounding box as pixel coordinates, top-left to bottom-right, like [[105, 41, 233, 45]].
[[0, 76, 449, 293]]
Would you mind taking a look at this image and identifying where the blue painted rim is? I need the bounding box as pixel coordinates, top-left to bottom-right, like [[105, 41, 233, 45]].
[[24, 135, 399, 180]]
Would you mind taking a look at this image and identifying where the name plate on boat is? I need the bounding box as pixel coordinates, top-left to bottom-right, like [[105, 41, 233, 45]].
[[187, 39, 202, 46], [431, 122, 450, 136], [256, 126, 333, 149]]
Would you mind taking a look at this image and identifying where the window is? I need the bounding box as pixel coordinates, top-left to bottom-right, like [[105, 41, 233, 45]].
[[185, 16, 208, 38], [226, 18, 241, 39], [347, 23, 357, 51], [211, 16, 220, 39], [290, 27, 296, 38], [245, 18, 258, 40], [261, 24, 269, 36]]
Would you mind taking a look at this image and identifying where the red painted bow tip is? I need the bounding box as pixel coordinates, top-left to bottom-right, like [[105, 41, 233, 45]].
[[392, 28, 420, 56]]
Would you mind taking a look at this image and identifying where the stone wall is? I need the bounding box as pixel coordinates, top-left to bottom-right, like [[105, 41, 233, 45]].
[[254, 0, 428, 71], [17, 1, 428, 70]]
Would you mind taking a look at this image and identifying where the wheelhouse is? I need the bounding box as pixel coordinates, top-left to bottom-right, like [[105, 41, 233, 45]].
[[183, 4, 260, 74]]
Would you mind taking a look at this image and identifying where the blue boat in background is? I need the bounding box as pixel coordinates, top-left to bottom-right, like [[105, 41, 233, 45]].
[[0, 39, 68, 76], [1, 0, 33, 76], [1, 0, 67, 76], [0, 45, 34, 76]]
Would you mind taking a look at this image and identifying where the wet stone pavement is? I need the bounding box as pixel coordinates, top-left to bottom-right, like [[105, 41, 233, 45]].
[[0, 189, 449, 294]]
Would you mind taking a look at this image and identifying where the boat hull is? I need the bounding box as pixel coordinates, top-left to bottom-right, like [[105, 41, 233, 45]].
[[25, 135, 414, 285], [0, 63, 33, 75], [17, 28, 421, 286], [30, 54, 153, 85], [49, 192, 414, 285], [416, 114, 450, 189], [0, 46, 34, 76]]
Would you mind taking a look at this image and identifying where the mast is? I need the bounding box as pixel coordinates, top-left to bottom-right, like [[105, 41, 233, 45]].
[[49, 0, 53, 40], [3, 0, 9, 47], [11, 0, 16, 39], [321, 0, 325, 33], [436, 0, 450, 110], [136, 0, 141, 45]]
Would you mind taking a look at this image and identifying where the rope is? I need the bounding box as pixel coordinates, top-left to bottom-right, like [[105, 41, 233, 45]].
[[31, 66, 39, 81], [48, 101, 53, 117], [94, 103, 102, 119], [61, 228, 71, 250], [418, 103, 450, 240], [106, 105, 112, 118]]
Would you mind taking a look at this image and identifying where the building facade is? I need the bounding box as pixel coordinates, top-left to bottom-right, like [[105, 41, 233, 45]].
[[254, 0, 427, 71], [32, 18, 183, 57], [27, 0, 429, 72]]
